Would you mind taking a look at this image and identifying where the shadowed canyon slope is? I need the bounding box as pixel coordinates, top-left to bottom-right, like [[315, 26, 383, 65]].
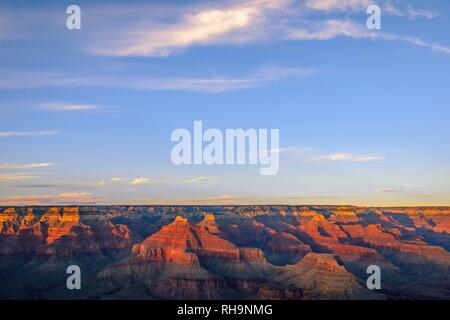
[[0, 205, 449, 299]]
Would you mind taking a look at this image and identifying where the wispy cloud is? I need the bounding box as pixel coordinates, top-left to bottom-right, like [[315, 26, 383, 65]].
[[288, 19, 372, 41], [0, 192, 99, 205], [183, 176, 218, 184], [380, 33, 450, 55], [0, 130, 61, 138], [176, 193, 242, 205], [110, 177, 160, 185], [309, 152, 382, 162], [376, 187, 397, 193], [257, 147, 382, 164], [0, 162, 54, 170], [304, 0, 372, 12], [287, 19, 450, 55], [93, 7, 253, 57], [0, 67, 314, 93], [82, 0, 448, 58], [129, 177, 160, 185], [384, 2, 440, 19], [89, 0, 291, 57], [36, 102, 100, 111], [1, 0, 446, 60], [305, 0, 439, 19], [259, 146, 313, 163], [0, 173, 38, 182]]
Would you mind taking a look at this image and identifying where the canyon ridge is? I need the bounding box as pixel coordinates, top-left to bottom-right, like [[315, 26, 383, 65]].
[[0, 205, 449, 300]]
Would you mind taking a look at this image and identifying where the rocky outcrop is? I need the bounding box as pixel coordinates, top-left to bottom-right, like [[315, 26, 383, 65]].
[[38, 207, 80, 244], [132, 215, 240, 264], [274, 253, 379, 299], [198, 213, 221, 234], [0, 208, 19, 235], [95, 215, 278, 299]]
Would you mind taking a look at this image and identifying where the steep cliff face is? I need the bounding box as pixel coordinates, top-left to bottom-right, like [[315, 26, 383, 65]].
[[132, 215, 241, 264], [97, 216, 228, 299], [0, 207, 133, 258], [19, 208, 40, 229], [294, 213, 400, 271], [215, 215, 312, 265], [38, 207, 80, 244], [329, 206, 360, 223], [96, 215, 279, 299], [339, 222, 450, 273], [266, 231, 311, 264], [197, 213, 221, 234]]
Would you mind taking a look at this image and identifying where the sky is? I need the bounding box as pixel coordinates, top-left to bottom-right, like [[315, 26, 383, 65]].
[[0, 0, 450, 206]]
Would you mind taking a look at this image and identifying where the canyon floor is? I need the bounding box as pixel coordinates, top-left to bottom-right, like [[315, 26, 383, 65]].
[[0, 205, 449, 300]]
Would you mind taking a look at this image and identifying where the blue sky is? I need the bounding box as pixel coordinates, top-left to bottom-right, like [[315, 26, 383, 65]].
[[1, 0, 449, 206]]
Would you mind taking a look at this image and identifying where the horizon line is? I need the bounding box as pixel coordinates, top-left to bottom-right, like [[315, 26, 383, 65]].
[[1, 204, 450, 209]]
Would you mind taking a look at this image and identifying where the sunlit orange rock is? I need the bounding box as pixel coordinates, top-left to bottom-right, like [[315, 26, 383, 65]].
[[39, 207, 80, 244], [0, 205, 449, 299], [274, 253, 379, 299], [0, 208, 19, 235]]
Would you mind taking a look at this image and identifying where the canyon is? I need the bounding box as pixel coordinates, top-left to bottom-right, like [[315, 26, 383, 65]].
[[0, 205, 449, 299]]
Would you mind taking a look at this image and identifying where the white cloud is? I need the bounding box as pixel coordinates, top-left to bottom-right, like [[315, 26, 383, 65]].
[[258, 146, 313, 159], [1, 0, 446, 60], [258, 147, 382, 164], [85, 1, 448, 59], [0, 173, 38, 182], [183, 176, 218, 184], [305, 0, 439, 20], [88, 0, 443, 57], [37, 103, 100, 111], [0, 162, 54, 170], [309, 152, 382, 162], [376, 187, 397, 193], [90, 0, 292, 57], [288, 19, 450, 55], [129, 178, 159, 185], [380, 33, 450, 55], [304, 0, 371, 12], [0, 130, 61, 138], [288, 19, 372, 41], [100, 8, 254, 57], [110, 177, 160, 185], [384, 2, 439, 19], [0, 67, 313, 93]]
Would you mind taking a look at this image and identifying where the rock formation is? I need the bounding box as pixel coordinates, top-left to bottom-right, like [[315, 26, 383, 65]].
[[0, 205, 449, 299]]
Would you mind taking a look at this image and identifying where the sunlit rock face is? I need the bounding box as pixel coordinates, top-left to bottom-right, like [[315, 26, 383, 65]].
[[273, 253, 379, 300], [0, 205, 449, 299]]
